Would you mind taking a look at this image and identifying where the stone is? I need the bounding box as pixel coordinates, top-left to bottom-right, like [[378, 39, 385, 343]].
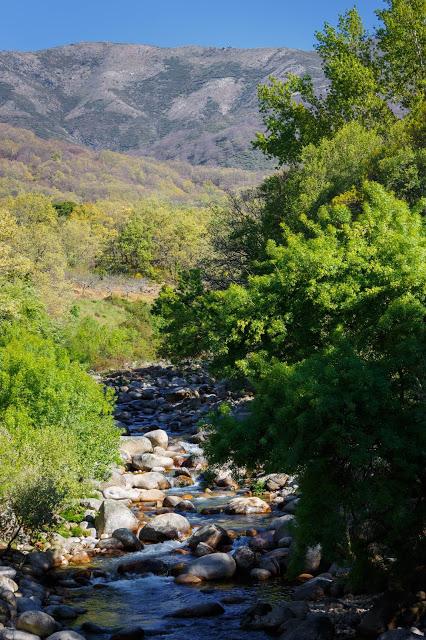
[[174, 574, 202, 585], [95, 500, 138, 536], [119, 437, 153, 458], [96, 538, 124, 551], [79, 498, 102, 511], [0, 568, 17, 580], [0, 578, 18, 593], [137, 490, 165, 503], [272, 515, 296, 543], [241, 600, 309, 631], [124, 473, 170, 491], [304, 545, 322, 574], [168, 602, 225, 617], [110, 627, 145, 640], [144, 430, 168, 450], [0, 631, 41, 640], [131, 454, 174, 471], [187, 524, 230, 551], [102, 486, 140, 501], [186, 553, 236, 581], [117, 558, 167, 576], [111, 528, 143, 551], [138, 513, 190, 542], [45, 633, 86, 640], [43, 606, 79, 621], [293, 577, 333, 601], [17, 599, 42, 615], [17, 612, 57, 638], [225, 497, 270, 515], [163, 496, 181, 508], [194, 543, 214, 557], [175, 500, 195, 512], [263, 474, 289, 491], [234, 546, 256, 572]]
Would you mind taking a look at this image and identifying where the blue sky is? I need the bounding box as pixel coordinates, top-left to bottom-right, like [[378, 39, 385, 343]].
[[1, 0, 384, 52]]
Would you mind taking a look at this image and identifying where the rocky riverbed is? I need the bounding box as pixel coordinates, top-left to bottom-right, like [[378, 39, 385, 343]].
[[0, 365, 424, 640]]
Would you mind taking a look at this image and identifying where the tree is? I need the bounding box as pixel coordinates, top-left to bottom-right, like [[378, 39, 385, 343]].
[[254, 9, 394, 165], [203, 183, 425, 585]]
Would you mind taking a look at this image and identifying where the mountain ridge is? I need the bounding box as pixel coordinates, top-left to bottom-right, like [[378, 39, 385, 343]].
[[0, 42, 324, 169]]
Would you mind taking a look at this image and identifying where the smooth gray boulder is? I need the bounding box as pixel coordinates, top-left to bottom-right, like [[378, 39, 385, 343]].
[[144, 430, 168, 449], [46, 633, 86, 640], [138, 513, 190, 542], [0, 630, 41, 640], [131, 453, 174, 471], [95, 500, 138, 536], [17, 611, 57, 638], [119, 437, 153, 458], [186, 552, 236, 581], [124, 472, 170, 490], [111, 528, 143, 551], [225, 497, 270, 514]]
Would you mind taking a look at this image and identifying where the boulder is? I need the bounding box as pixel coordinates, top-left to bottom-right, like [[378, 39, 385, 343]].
[[144, 430, 168, 450], [186, 553, 236, 581], [26, 552, 53, 577], [95, 500, 138, 536], [111, 528, 143, 551], [124, 473, 170, 490], [241, 600, 309, 631], [139, 513, 190, 542], [102, 487, 140, 501], [194, 543, 214, 557], [0, 577, 18, 593], [119, 437, 153, 458], [43, 606, 79, 621], [263, 474, 289, 491], [163, 496, 182, 508], [293, 577, 333, 601], [17, 612, 57, 638], [234, 546, 256, 572], [272, 515, 296, 543], [225, 497, 270, 515], [137, 490, 165, 503], [117, 558, 167, 576], [250, 568, 272, 581], [45, 633, 86, 640], [168, 602, 224, 617], [96, 538, 124, 551], [0, 568, 17, 580], [0, 631, 41, 640], [187, 524, 230, 551], [131, 454, 174, 471]]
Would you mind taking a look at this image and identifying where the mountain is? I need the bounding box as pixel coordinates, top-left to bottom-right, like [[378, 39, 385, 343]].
[[0, 42, 323, 169], [0, 124, 261, 205]]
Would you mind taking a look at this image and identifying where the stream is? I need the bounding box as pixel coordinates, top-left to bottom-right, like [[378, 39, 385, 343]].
[[62, 365, 293, 639]]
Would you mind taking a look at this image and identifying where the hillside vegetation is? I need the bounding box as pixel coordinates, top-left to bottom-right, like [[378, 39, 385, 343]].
[[0, 124, 261, 204]]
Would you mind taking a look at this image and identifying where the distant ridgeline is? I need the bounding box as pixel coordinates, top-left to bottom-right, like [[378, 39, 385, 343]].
[[0, 42, 323, 170]]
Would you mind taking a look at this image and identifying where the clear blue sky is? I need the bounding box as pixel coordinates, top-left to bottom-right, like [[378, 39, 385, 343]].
[[1, 0, 383, 52]]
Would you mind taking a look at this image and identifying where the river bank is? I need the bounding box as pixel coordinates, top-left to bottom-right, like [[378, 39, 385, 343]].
[[0, 365, 424, 640]]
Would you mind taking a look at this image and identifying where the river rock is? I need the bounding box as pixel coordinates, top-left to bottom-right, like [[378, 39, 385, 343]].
[[17, 598, 42, 614], [241, 600, 309, 631], [163, 496, 182, 508], [43, 606, 79, 621], [234, 546, 256, 572], [119, 437, 153, 458], [272, 515, 296, 543], [139, 513, 190, 542], [144, 429, 168, 449], [45, 633, 86, 640], [187, 524, 230, 551], [263, 473, 289, 491], [26, 552, 53, 577], [0, 577, 18, 593], [95, 500, 138, 536], [111, 528, 143, 551], [117, 557, 167, 576], [0, 568, 17, 580], [17, 612, 57, 637], [132, 454, 174, 471], [96, 538, 124, 551], [194, 543, 214, 557], [124, 473, 170, 490], [186, 552, 236, 581], [0, 631, 41, 640], [169, 602, 225, 617], [225, 497, 271, 515], [293, 577, 333, 601], [102, 487, 140, 501], [137, 489, 165, 503]]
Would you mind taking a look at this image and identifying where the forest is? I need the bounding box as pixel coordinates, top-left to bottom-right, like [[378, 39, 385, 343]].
[[0, 0, 424, 626]]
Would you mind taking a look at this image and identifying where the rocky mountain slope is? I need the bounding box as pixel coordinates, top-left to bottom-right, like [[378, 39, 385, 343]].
[[0, 42, 323, 169]]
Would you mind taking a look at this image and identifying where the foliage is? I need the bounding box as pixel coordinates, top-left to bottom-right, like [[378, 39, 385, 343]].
[[0, 477, 66, 550], [253, 1, 425, 165]]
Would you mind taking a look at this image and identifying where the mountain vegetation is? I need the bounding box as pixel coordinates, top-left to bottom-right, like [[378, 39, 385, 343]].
[[0, 43, 323, 169], [155, 0, 426, 588]]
